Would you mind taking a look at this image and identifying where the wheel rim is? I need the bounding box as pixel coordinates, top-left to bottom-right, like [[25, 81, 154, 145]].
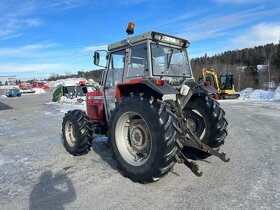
[[185, 109, 206, 140], [65, 121, 76, 147], [115, 112, 152, 166]]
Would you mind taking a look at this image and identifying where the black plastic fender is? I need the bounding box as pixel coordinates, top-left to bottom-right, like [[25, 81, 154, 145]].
[[184, 81, 218, 95], [117, 79, 179, 99]]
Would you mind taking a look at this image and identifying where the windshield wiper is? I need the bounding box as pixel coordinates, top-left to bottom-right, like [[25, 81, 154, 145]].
[[166, 49, 173, 70]]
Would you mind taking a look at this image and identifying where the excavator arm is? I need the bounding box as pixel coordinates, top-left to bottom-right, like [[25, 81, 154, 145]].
[[201, 68, 221, 92]]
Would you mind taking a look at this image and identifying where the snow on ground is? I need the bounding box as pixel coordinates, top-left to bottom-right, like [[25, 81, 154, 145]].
[[1, 86, 280, 209], [219, 87, 280, 106], [47, 96, 86, 113], [32, 88, 46, 95], [237, 86, 280, 101], [45, 96, 108, 143], [0, 85, 12, 89]]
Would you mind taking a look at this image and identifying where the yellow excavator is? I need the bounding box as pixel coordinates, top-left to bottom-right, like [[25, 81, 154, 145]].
[[201, 68, 240, 99]]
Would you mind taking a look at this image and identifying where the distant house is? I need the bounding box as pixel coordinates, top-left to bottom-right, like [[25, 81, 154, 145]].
[[0, 76, 16, 85]]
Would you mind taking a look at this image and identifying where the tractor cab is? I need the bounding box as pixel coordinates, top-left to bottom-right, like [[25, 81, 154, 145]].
[[95, 31, 193, 83], [93, 30, 193, 121]]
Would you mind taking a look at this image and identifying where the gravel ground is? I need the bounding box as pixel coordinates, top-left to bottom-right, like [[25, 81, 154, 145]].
[[0, 92, 279, 209]]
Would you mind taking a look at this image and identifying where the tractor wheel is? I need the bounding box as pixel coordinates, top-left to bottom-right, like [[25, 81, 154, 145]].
[[110, 94, 181, 183], [182, 95, 228, 159], [62, 110, 93, 156]]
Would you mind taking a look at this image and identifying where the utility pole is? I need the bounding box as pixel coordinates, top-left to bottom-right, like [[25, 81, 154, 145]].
[[268, 59, 270, 91], [239, 71, 241, 91]]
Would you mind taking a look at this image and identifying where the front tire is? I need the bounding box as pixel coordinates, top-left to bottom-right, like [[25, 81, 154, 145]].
[[62, 110, 93, 156], [110, 94, 181, 182]]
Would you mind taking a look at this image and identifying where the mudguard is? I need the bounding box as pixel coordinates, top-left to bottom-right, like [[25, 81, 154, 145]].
[[116, 79, 178, 100], [178, 81, 218, 110], [184, 81, 218, 95]]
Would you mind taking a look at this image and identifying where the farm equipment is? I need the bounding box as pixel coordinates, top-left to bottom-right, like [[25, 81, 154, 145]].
[[201, 68, 240, 99], [62, 23, 229, 182], [52, 81, 87, 102]]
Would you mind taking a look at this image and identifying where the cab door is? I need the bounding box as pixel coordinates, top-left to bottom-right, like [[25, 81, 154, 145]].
[[103, 49, 126, 120]]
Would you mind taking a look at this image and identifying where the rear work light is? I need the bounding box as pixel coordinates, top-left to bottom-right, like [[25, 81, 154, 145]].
[[155, 80, 165, 86]]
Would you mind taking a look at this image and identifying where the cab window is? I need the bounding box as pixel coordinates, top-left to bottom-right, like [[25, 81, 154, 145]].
[[127, 44, 148, 78]]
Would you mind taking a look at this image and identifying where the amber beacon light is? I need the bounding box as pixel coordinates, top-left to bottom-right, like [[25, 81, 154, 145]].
[[126, 22, 135, 35]]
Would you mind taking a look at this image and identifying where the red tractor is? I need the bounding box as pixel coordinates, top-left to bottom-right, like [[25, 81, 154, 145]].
[[62, 23, 229, 182]]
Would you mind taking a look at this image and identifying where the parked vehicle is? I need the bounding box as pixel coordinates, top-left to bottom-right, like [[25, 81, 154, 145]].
[[5, 88, 22, 97], [201, 68, 240, 99]]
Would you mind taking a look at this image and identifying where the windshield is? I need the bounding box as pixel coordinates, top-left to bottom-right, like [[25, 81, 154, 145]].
[[151, 43, 191, 77]]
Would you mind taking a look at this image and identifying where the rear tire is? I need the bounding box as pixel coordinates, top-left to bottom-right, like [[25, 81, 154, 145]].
[[182, 95, 228, 159], [110, 94, 181, 182], [62, 110, 93, 156]]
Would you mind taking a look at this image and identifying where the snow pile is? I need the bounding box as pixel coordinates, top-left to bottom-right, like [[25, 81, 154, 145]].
[[238, 88, 254, 99], [59, 96, 85, 104], [239, 86, 280, 101], [274, 86, 280, 100], [46, 78, 87, 87], [32, 88, 46, 94]]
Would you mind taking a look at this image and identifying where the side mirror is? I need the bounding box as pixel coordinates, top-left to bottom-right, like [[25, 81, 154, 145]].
[[93, 50, 108, 67], [94, 51, 100, 66]]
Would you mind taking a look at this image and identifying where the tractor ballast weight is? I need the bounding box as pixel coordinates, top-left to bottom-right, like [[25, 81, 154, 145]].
[[62, 28, 229, 182]]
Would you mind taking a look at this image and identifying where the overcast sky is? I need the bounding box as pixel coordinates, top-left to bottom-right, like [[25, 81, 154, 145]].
[[0, 0, 279, 80]]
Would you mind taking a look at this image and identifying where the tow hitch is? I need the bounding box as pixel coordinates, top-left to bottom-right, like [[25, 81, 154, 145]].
[[177, 129, 230, 176]]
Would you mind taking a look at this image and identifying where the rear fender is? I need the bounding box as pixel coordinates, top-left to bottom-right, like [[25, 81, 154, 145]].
[[116, 79, 178, 101], [179, 81, 219, 110], [185, 81, 218, 95]]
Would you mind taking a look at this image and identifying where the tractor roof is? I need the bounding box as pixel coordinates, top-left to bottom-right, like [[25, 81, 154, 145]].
[[108, 31, 189, 51]]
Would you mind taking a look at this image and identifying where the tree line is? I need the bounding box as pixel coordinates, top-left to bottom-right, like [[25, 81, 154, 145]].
[[191, 42, 280, 90], [47, 69, 104, 83]]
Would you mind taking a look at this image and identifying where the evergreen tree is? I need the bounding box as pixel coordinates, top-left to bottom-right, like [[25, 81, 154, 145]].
[[244, 65, 259, 88]]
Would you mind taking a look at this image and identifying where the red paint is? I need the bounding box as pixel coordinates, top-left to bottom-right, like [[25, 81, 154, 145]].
[[79, 81, 86, 85], [115, 86, 121, 101], [86, 91, 104, 121]]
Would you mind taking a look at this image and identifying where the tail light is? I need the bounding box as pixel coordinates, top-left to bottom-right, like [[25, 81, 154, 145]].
[[155, 80, 164, 86]]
